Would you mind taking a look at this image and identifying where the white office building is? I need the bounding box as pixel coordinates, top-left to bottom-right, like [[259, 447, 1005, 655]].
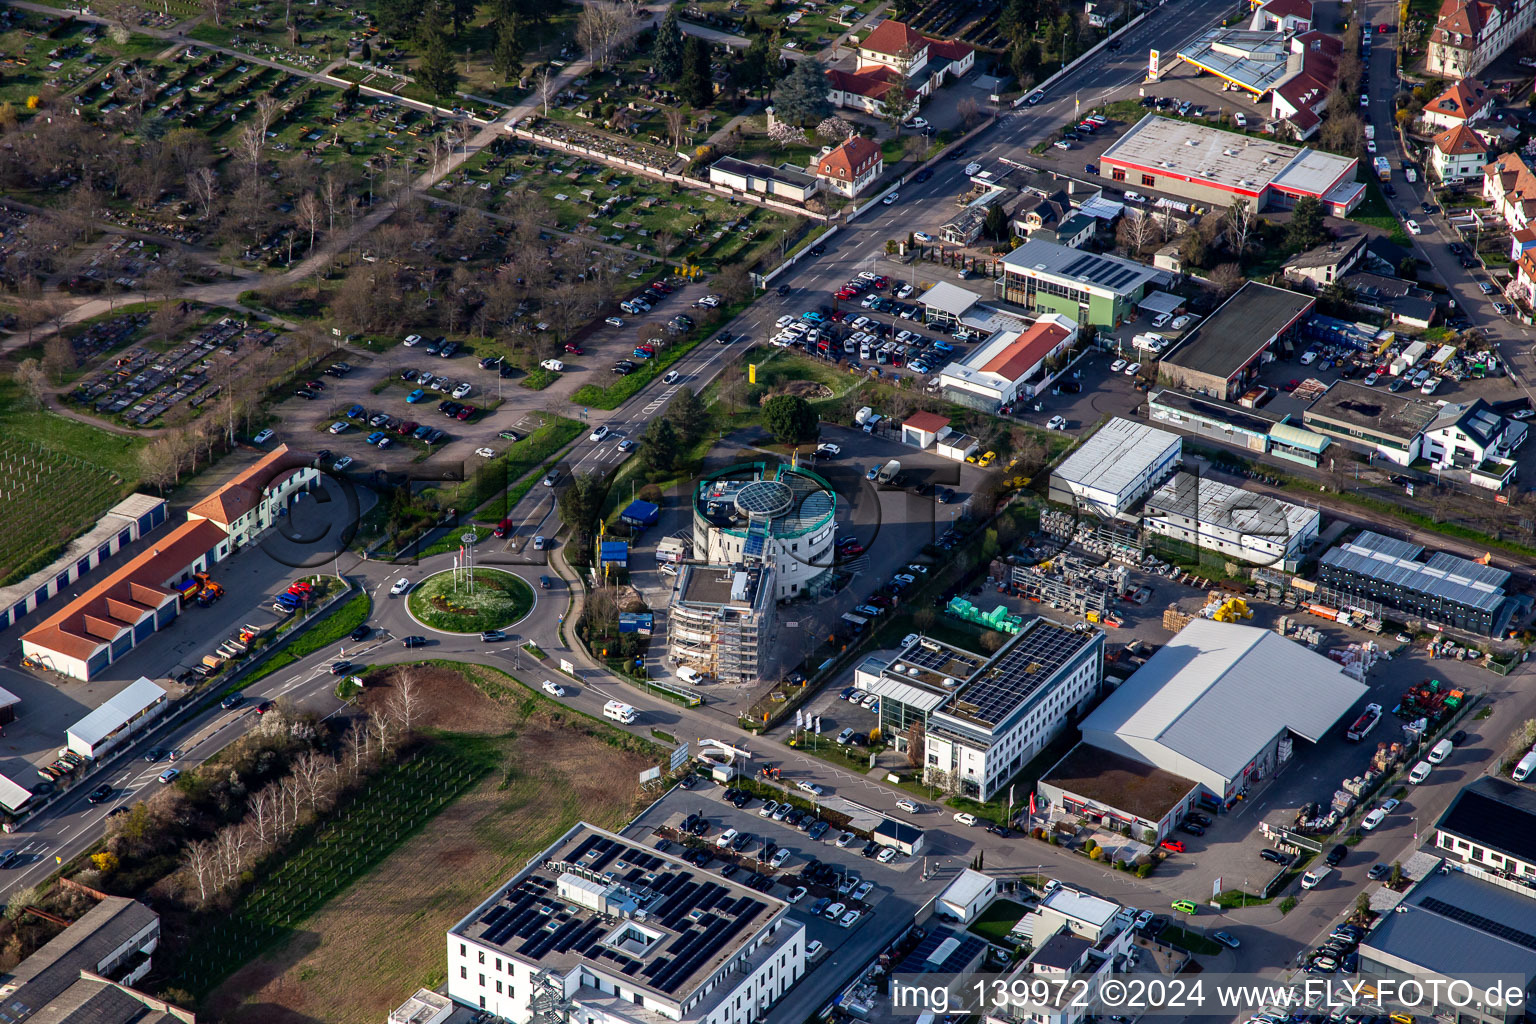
[[1143, 471, 1320, 571], [446, 823, 806, 1024], [1048, 418, 1182, 520]]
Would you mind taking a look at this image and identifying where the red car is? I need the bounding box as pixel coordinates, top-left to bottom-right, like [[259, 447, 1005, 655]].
[[456, 405, 476, 421], [564, 343, 584, 355], [1377, 22, 1388, 31], [836, 289, 858, 300], [1160, 839, 1186, 853], [1282, 379, 1299, 392], [840, 542, 865, 556], [288, 581, 313, 594], [829, 310, 848, 322], [396, 420, 418, 435], [873, 275, 889, 289]]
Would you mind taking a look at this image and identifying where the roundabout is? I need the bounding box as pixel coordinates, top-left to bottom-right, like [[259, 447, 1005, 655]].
[[405, 568, 535, 634]]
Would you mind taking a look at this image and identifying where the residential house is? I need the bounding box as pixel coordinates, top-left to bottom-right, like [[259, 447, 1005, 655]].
[[1053, 212, 1098, 249], [1422, 397, 1526, 489], [854, 20, 976, 96], [1511, 225, 1536, 262], [1269, 31, 1342, 139], [1252, 0, 1314, 31], [1483, 152, 1536, 231], [1283, 231, 1368, 288], [1338, 271, 1438, 328], [1429, 123, 1490, 183], [1427, 0, 1536, 78], [813, 136, 883, 198], [824, 66, 917, 118], [1012, 190, 1072, 236], [1422, 78, 1495, 131]]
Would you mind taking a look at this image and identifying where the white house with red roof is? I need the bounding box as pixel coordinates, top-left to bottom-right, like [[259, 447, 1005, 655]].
[[828, 19, 974, 115], [1427, 0, 1536, 77], [1421, 77, 1495, 132], [1251, 0, 1313, 32], [937, 314, 1078, 408], [813, 136, 884, 198], [1268, 31, 1342, 139], [1429, 123, 1489, 183], [1484, 152, 1536, 232]]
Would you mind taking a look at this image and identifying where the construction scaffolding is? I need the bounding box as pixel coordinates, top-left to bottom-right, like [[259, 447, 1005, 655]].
[[1009, 555, 1129, 619]]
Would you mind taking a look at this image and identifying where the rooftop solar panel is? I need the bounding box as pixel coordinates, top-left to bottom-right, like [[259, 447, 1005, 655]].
[[950, 622, 1094, 727], [1421, 897, 1536, 952]]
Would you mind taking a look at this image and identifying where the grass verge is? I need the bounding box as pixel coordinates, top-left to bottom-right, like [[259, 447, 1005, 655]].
[[243, 590, 370, 685]]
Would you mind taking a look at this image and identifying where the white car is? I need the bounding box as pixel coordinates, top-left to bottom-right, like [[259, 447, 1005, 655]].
[[390, 578, 411, 596], [1110, 358, 1127, 372], [896, 798, 920, 813], [540, 358, 565, 371], [770, 848, 792, 869], [253, 428, 275, 444], [1151, 312, 1171, 328], [893, 573, 916, 585], [1367, 139, 1377, 153], [824, 901, 846, 920], [882, 192, 899, 205], [852, 880, 874, 900], [905, 117, 929, 130], [906, 564, 929, 575], [1047, 415, 1067, 430], [913, 231, 934, 243], [1405, 219, 1422, 235], [1171, 315, 1193, 329], [1421, 378, 1440, 394], [333, 456, 353, 471], [797, 780, 824, 796], [806, 940, 824, 959], [1124, 361, 1142, 376], [851, 316, 870, 329], [836, 831, 857, 847], [1054, 140, 1072, 149], [1361, 808, 1387, 830], [877, 847, 897, 863], [404, 334, 423, 346], [816, 443, 841, 457], [604, 316, 624, 327], [964, 161, 982, 175], [475, 447, 496, 458], [590, 425, 610, 442], [452, 382, 472, 399], [1123, 191, 1147, 203], [776, 315, 795, 328], [541, 680, 566, 698], [858, 271, 878, 281], [787, 886, 807, 903], [663, 370, 679, 385], [897, 284, 914, 298], [954, 812, 978, 826], [715, 828, 739, 849], [839, 910, 862, 928]]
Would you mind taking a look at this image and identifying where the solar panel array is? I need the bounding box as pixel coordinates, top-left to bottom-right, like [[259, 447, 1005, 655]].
[[1421, 896, 1536, 953], [468, 831, 770, 996], [953, 622, 1094, 727], [892, 927, 988, 976], [1059, 253, 1145, 292], [1321, 530, 1508, 613]]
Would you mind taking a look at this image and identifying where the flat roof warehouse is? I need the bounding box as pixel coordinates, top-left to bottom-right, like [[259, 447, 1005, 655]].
[[1160, 281, 1315, 382], [1101, 114, 1357, 200]]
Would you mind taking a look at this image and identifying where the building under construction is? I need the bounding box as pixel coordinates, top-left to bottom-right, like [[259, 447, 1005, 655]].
[[1005, 555, 1129, 619], [667, 563, 777, 685]]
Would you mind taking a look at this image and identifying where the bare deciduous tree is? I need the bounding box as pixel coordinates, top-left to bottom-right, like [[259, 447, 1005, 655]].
[[386, 673, 424, 736], [294, 192, 324, 253], [182, 840, 217, 907], [1224, 199, 1254, 261], [14, 358, 48, 410]]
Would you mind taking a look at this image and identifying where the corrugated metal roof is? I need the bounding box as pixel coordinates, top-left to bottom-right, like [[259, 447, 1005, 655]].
[[66, 677, 166, 748], [865, 673, 948, 712], [1081, 620, 1367, 781], [0, 774, 31, 813], [1320, 530, 1507, 613], [1269, 421, 1331, 452], [1052, 418, 1182, 504]]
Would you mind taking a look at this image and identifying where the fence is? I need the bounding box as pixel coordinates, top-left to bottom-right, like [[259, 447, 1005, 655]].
[[511, 128, 836, 223]]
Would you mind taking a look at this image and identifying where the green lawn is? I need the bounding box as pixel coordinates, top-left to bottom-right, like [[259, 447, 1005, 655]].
[[242, 590, 371, 684], [967, 899, 1029, 944], [1161, 924, 1224, 956], [1351, 179, 1411, 246], [407, 569, 533, 632]]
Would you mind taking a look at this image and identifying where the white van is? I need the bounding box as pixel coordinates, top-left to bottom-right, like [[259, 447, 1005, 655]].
[[603, 700, 637, 724], [1514, 751, 1536, 782], [676, 666, 702, 684], [1300, 865, 1333, 890], [1428, 738, 1454, 764], [1408, 760, 1433, 784]]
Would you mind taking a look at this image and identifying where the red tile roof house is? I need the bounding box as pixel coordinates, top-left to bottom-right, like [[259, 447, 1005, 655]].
[[1429, 123, 1488, 184], [1427, 0, 1536, 78], [22, 445, 320, 681], [1268, 32, 1341, 139], [1484, 152, 1536, 232], [814, 136, 883, 198], [826, 20, 975, 116], [1421, 77, 1495, 132]]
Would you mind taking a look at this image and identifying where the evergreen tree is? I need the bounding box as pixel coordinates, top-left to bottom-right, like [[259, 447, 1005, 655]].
[[983, 203, 1010, 242], [665, 386, 708, 444], [493, 15, 524, 79], [680, 36, 714, 108], [772, 57, 830, 126], [735, 35, 772, 96], [642, 418, 678, 473], [417, 26, 461, 98], [653, 4, 684, 81], [1285, 196, 1326, 252], [377, 0, 426, 39]]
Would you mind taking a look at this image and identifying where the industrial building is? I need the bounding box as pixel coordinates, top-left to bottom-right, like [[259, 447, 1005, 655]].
[[667, 563, 777, 685], [1098, 115, 1363, 213], [1301, 380, 1445, 465], [1143, 471, 1320, 570], [1147, 389, 1332, 468], [0, 895, 173, 1024], [1046, 620, 1367, 829], [0, 494, 168, 634], [444, 822, 805, 1024], [1359, 868, 1536, 1024], [998, 238, 1168, 328], [21, 445, 320, 680], [691, 463, 836, 599], [1037, 742, 1201, 843], [65, 676, 169, 760], [1048, 418, 1182, 520], [1157, 282, 1316, 401], [1435, 777, 1536, 877], [854, 619, 1104, 801], [936, 314, 1077, 411], [1317, 530, 1512, 634]]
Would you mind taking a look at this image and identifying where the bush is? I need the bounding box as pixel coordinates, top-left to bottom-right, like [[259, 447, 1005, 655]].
[[1089, 847, 1104, 861], [1136, 863, 1152, 878], [1279, 896, 1298, 914]]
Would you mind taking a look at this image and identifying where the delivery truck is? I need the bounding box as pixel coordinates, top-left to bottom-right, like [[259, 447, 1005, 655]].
[[1374, 156, 1391, 181]]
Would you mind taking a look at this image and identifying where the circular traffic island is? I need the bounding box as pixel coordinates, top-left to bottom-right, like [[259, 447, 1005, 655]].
[[406, 568, 534, 634]]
